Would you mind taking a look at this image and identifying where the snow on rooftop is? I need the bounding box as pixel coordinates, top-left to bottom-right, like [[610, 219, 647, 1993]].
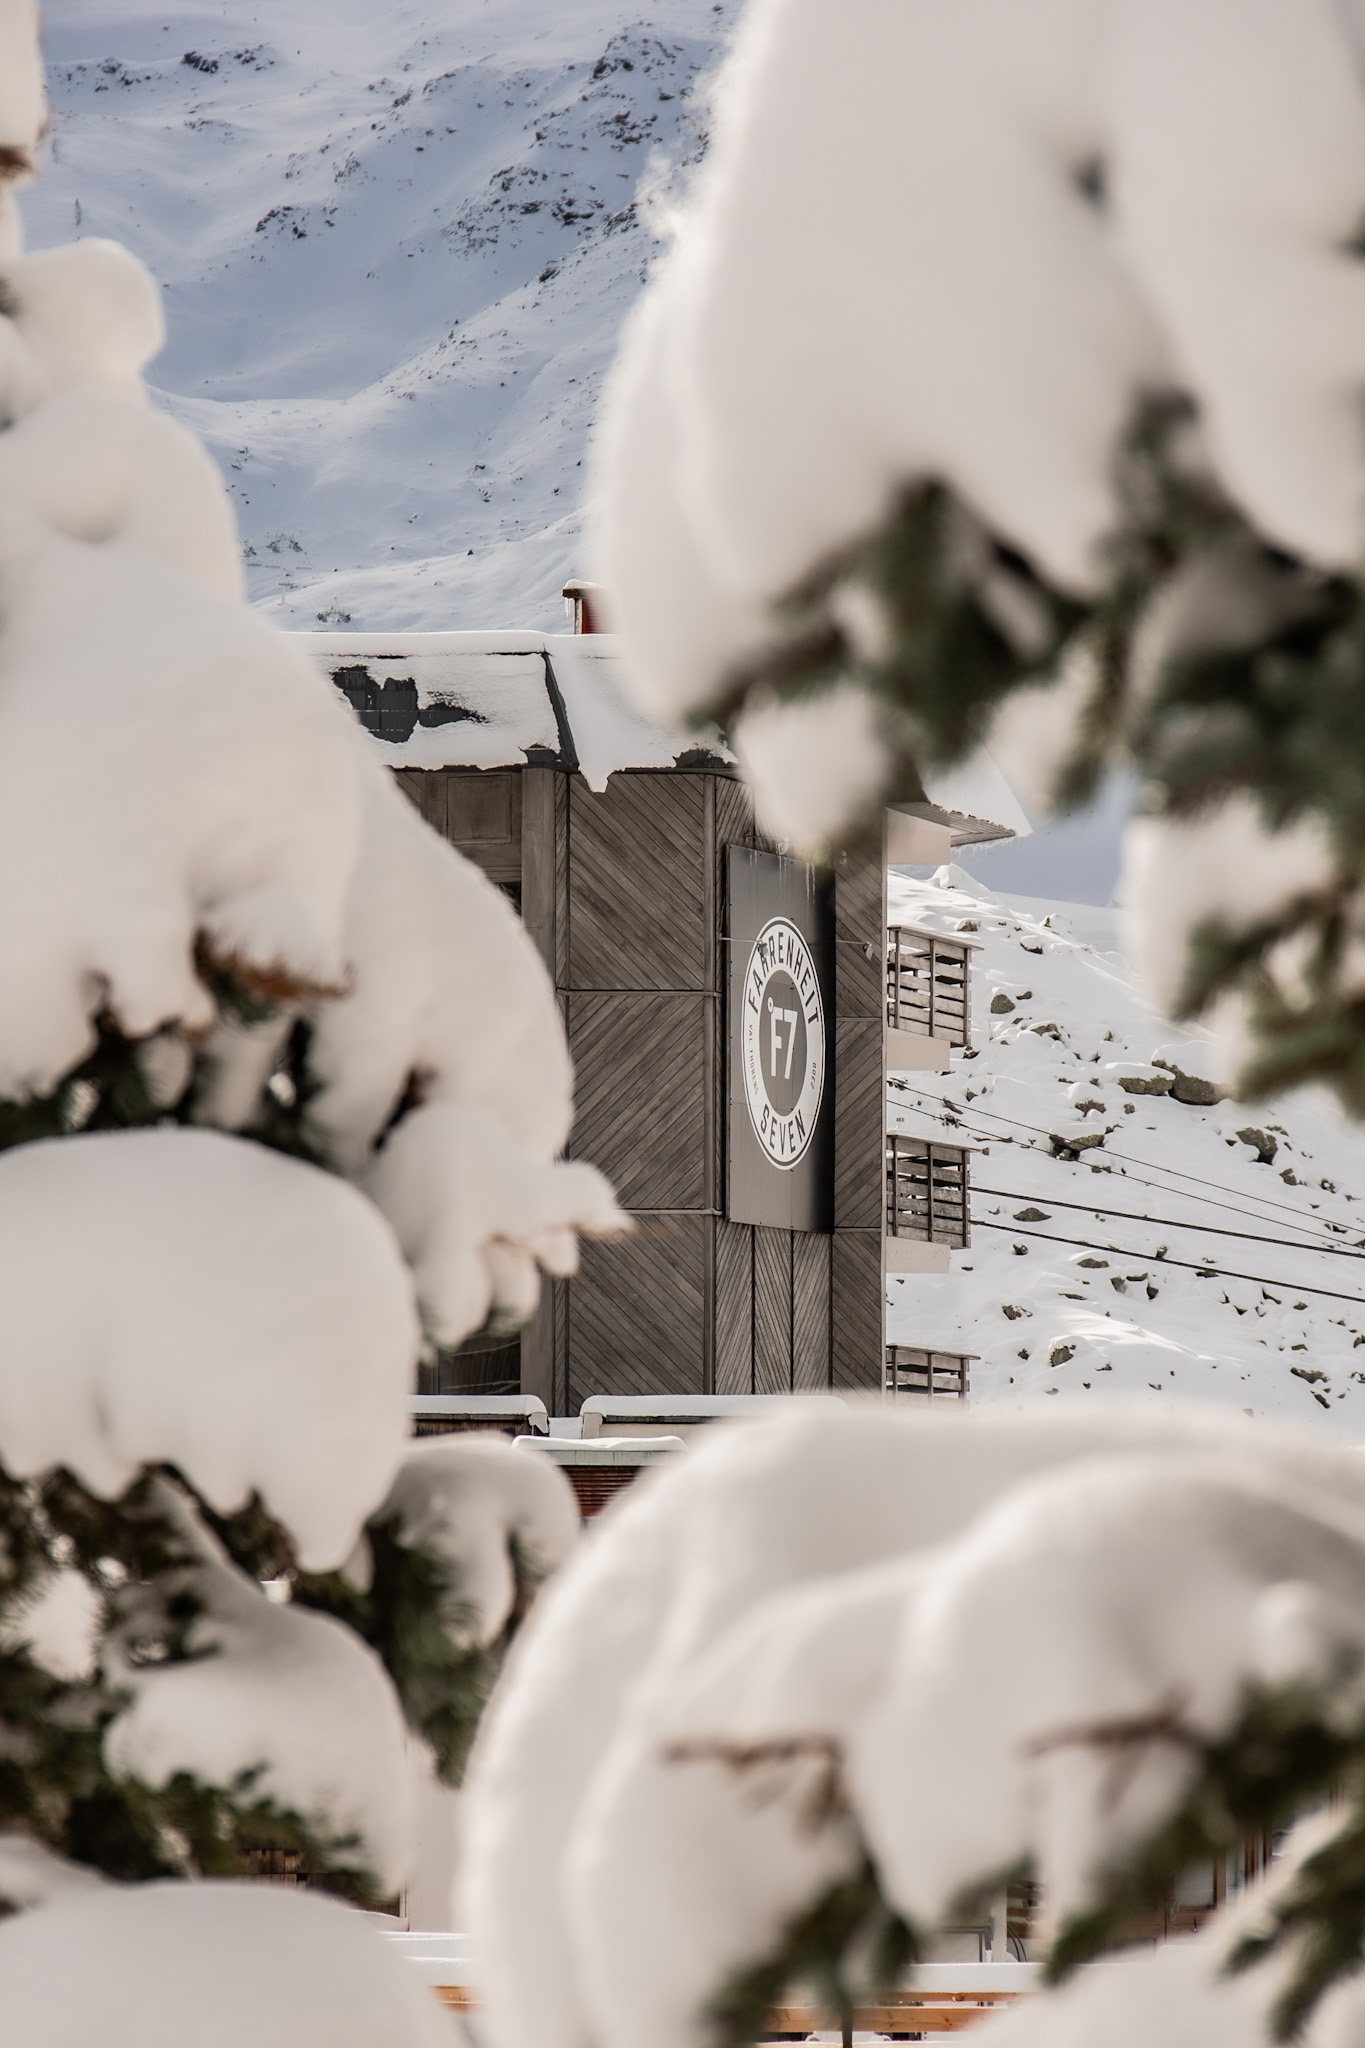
[[889, 868, 1365, 1437], [301, 630, 1032, 847], [919, 749, 1033, 845], [298, 631, 732, 791]]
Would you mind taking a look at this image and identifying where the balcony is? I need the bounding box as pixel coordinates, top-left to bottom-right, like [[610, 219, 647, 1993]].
[[885, 1133, 970, 1274], [885, 925, 975, 1072], [884, 1346, 974, 1401]]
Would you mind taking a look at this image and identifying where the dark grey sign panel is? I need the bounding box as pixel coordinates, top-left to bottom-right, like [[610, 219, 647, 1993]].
[[727, 846, 834, 1232]]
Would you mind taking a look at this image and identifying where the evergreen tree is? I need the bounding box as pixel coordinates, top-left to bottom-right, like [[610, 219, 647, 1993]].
[[0, 0, 607, 1953]]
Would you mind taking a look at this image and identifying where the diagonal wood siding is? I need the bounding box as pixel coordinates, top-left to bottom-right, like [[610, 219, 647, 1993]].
[[832, 1230, 883, 1389], [835, 1017, 884, 1231], [568, 990, 709, 1210], [569, 774, 707, 992], [793, 1230, 832, 1390], [567, 1219, 707, 1407], [753, 1228, 793, 1393], [395, 758, 889, 1410], [714, 1217, 754, 1394]]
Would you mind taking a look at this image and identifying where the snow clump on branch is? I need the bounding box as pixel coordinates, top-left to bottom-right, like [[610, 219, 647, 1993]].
[[463, 1404, 1365, 2048], [374, 1432, 581, 1644], [0, 1128, 419, 1571], [596, 0, 1365, 1110], [0, 1880, 452, 2048], [601, 0, 1365, 770], [0, 0, 42, 258], [103, 1484, 414, 1891]]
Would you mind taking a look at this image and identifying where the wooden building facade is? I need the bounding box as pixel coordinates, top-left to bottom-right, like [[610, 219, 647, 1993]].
[[308, 626, 1020, 1415], [388, 752, 884, 1411]]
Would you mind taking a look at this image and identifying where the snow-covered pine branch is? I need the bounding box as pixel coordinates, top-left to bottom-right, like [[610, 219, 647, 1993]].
[[464, 1405, 1365, 2048], [0, 0, 597, 1999], [599, 0, 1365, 1108]]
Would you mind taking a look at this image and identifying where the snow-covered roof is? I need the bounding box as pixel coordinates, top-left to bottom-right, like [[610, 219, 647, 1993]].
[[913, 751, 1033, 845], [298, 631, 733, 793], [300, 629, 1029, 840]]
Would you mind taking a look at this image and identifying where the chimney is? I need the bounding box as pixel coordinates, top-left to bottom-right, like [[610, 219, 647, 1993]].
[[562, 580, 609, 635]]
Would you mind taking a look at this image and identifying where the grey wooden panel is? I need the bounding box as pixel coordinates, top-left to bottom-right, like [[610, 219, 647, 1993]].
[[555, 769, 570, 993], [519, 1283, 555, 1412], [568, 991, 708, 1210], [834, 849, 884, 947], [392, 767, 447, 836], [567, 1217, 707, 1407], [447, 771, 520, 846], [715, 775, 755, 858], [569, 773, 707, 991], [834, 1017, 884, 1230], [832, 1230, 882, 1389], [836, 937, 884, 1021], [444, 770, 522, 883], [420, 1335, 521, 1396], [714, 1218, 753, 1395], [753, 1227, 793, 1394], [394, 768, 523, 884], [793, 1232, 832, 1390], [521, 766, 557, 979]]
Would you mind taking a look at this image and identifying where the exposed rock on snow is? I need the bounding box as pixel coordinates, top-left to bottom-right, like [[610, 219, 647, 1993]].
[[25, 0, 739, 631], [888, 868, 1365, 1435]]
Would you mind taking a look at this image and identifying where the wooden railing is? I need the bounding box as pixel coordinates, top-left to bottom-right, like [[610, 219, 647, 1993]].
[[886, 1135, 970, 1247], [887, 927, 973, 1046], [885, 1346, 973, 1400]]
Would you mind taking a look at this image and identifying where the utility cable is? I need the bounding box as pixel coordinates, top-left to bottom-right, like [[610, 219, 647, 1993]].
[[971, 1186, 1365, 1264], [893, 1093, 1352, 1251], [972, 1218, 1365, 1309], [888, 1079, 1358, 1250], [955, 1094, 1356, 1239]]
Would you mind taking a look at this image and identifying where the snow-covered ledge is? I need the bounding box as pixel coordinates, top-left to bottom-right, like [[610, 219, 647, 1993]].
[[886, 1026, 955, 1072], [885, 1239, 952, 1276]]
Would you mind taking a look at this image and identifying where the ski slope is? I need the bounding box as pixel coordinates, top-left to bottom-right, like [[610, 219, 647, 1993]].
[[23, 0, 734, 632], [889, 869, 1365, 1439]]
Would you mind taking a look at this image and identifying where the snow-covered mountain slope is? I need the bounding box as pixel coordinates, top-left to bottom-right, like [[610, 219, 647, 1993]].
[[888, 870, 1365, 1439], [24, 0, 734, 631]]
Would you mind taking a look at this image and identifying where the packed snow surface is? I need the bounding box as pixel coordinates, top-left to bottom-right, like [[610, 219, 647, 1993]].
[[25, 0, 739, 632], [889, 867, 1365, 1437], [0, 1880, 451, 2048]]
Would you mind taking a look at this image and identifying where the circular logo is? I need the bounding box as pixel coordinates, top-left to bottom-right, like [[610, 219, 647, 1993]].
[[740, 916, 826, 1170]]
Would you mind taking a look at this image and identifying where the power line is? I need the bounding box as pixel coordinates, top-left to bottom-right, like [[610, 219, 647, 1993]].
[[974, 1218, 1365, 1309], [968, 1097, 1355, 1239], [895, 1092, 1350, 1250], [889, 1081, 1357, 1251], [973, 1186, 1365, 1264]]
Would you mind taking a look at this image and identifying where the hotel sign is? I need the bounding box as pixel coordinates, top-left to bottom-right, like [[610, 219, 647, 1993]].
[[728, 849, 833, 1231]]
